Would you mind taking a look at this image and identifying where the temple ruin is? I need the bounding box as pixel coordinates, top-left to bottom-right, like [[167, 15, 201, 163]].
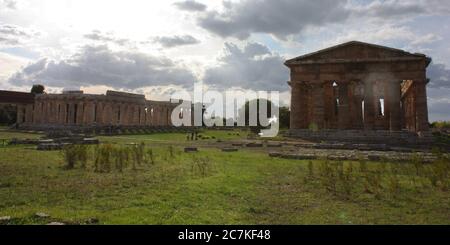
[[285, 41, 432, 143], [13, 90, 187, 132]]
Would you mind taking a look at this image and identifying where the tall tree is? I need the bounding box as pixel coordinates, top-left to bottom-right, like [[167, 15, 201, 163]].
[[31, 84, 45, 94], [279, 106, 290, 129], [238, 99, 275, 134]]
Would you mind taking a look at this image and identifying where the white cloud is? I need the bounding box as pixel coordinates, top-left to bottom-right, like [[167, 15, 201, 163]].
[[152, 35, 200, 48], [0, 22, 40, 47], [0, 0, 17, 10], [203, 42, 289, 91], [173, 0, 206, 12], [83, 30, 132, 47], [8, 44, 197, 90]]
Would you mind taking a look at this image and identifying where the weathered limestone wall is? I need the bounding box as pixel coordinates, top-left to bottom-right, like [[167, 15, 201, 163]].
[[19, 90, 180, 128], [286, 41, 431, 134]]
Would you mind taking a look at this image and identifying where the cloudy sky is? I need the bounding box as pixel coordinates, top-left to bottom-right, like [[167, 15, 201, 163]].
[[0, 0, 449, 121]]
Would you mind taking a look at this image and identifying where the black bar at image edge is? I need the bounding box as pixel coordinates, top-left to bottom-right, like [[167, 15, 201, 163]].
[[0, 225, 449, 243]]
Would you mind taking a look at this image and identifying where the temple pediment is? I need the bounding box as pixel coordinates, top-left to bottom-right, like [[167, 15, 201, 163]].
[[285, 41, 431, 66]]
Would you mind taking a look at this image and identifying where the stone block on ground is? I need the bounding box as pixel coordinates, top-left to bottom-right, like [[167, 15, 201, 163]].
[[184, 147, 198, 153], [35, 212, 50, 218], [47, 222, 65, 225], [0, 216, 11, 224], [222, 148, 238, 152]]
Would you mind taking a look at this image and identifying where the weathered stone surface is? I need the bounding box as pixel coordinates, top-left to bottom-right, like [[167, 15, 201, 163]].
[[269, 148, 441, 163], [222, 148, 238, 152], [16, 90, 184, 132], [47, 222, 65, 225], [35, 212, 50, 218], [184, 147, 198, 153], [286, 41, 431, 143], [246, 143, 263, 147], [0, 216, 11, 224], [8, 138, 40, 145], [85, 218, 99, 224], [37, 143, 66, 151]]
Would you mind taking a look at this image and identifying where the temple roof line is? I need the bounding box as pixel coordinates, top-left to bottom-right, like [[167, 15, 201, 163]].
[[285, 41, 431, 66]]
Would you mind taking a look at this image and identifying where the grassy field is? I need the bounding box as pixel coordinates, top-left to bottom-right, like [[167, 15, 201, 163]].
[[0, 130, 449, 224]]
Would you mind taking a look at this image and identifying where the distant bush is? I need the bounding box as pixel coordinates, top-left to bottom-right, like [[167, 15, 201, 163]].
[[431, 121, 450, 129], [61, 145, 89, 170], [310, 153, 450, 201], [61, 142, 164, 173]]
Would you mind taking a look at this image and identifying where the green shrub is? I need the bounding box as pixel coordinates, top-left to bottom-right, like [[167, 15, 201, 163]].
[[94, 144, 113, 172], [191, 156, 213, 177], [61, 144, 89, 170], [146, 148, 155, 165]]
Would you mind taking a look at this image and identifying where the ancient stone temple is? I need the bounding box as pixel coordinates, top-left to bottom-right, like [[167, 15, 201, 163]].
[[285, 41, 432, 143], [15, 90, 185, 130]]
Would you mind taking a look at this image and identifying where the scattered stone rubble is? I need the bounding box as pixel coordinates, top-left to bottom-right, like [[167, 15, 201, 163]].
[[269, 148, 440, 163], [8, 131, 101, 151], [184, 147, 198, 153], [222, 148, 238, 152]]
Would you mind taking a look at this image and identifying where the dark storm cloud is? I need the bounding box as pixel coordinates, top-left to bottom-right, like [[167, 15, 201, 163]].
[[203, 42, 289, 91], [8, 45, 197, 89], [427, 63, 450, 89], [353, 0, 425, 18], [197, 0, 350, 40], [173, 0, 206, 12], [191, 0, 435, 40], [152, 35, 200, 48]]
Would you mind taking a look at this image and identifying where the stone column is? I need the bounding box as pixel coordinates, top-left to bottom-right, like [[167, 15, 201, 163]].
[[25, 104, 33, 124], [167, 107, 171, 126], [61, 103, 68, 124], [127, 104, 133, 126], [41, 101, 48, 124], [46, 101, 53, 124], [151, 106, 156, 126], [311, 82, 325, 129], [56, 101, 62, 125], [363, 81, 375, 130], [67, 103, 75, 125], [351, 82, 364, 129], [83, 101, 94, 125], [414, 80, 429, 132], [158, 106, 163, 126], [140, 106, 146, 125], [144, 106, 150, 126], [16, 105, 25, 124], [51, 100, 57, 124], [322, 82, 335, 129], [387, 81, 401, 131], [102, 102, 112, 125], [133, 105, 140, 125], [289, 82, 301, 129], [76, 101, 84, 125], [338, 82, 350, 129], [34, 101, 42, 124], [119, 103, 126, 125], [160, 106, 165, 126], [113, 102, 120, 125], [153, 105, 159, 126]]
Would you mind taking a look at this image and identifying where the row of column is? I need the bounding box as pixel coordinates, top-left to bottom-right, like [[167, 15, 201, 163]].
[[18, 99, 174, 127], [290, 79, 429, 132]]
